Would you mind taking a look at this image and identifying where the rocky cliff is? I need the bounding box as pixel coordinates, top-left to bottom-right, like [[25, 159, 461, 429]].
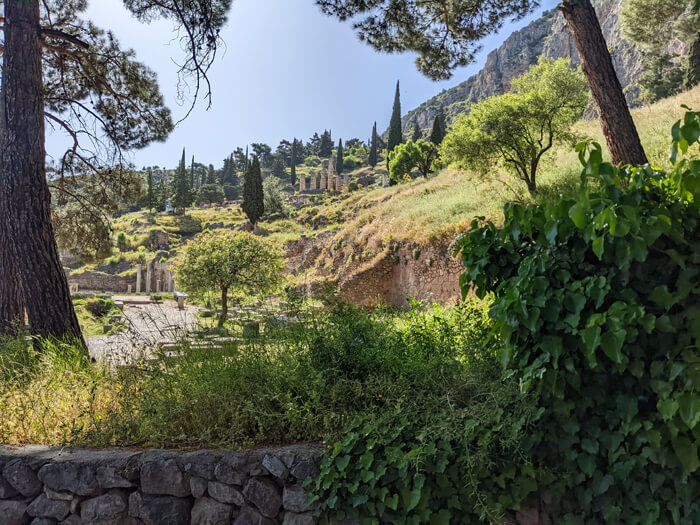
[[402, 0, 645, 132]]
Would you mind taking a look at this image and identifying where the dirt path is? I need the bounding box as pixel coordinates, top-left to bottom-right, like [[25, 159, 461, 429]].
[[87, 301, 200, 365]]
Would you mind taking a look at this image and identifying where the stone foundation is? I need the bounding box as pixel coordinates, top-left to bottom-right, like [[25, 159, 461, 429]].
[[0, 445, 321, 525], [66, 271, 137, 294]]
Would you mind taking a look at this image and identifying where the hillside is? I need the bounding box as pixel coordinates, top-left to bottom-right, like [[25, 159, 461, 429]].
[[401, 0, 648, 133]]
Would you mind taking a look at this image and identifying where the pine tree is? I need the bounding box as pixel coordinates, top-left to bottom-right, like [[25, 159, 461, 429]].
[[336, 139, 344, 175], [412, 120, 422, 142], [686, 34, 700, 89], [172, 148, 191, 211], [319, 130, 333, 157], [429, 114, 445, 145], [242, 155, 264, 228], [291, 139, 298, 187], [369, 122, 378, 167], [387, 80, 403, 161]]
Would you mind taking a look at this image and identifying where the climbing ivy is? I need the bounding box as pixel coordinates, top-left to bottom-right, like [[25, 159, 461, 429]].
[[454, 109, 700, 524]]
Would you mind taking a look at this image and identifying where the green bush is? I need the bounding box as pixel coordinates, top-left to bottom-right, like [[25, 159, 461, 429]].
[[454, 112, 700, 524], [85, 298, 114, 318]]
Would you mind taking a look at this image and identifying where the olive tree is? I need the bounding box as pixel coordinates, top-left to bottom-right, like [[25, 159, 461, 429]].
[[175, 231, 284, 327], [388, 139, 438, 183], [440, 58, 588, 194]]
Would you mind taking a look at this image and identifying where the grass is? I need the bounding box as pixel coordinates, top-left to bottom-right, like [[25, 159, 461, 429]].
[[0, 299, 501, 449]]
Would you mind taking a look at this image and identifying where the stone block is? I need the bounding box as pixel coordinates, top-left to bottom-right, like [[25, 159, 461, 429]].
[[3, 459, 43, 497], [128, 492, 191, 525], [190, 497, 232, 525], [261, 455, 288, 481], [140, 460, 189, 497], [214, 453, 247, 486], [283, 484, 310, 513], [37, 462, 99, 497], [208, 481, 244, 506], [0, 475, 19, 498], [242, 478, 281, 519], [27, 494, 71, 521], [232, 505, 276, 525], [80, 490, 128, 524], [0, 499, 28, 525], [190, 476, 208, 499], [96, 466, 135, 489]]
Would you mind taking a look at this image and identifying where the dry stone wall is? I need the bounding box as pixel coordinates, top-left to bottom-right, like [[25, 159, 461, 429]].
[[65, 271, 137, 294], [0, 445, 322, 525]]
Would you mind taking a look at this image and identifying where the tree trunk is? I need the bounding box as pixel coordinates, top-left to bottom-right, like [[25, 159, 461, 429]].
[[219, 287, 228, 328], [560, 0, 648, 166], [0, 0, 84, 344]]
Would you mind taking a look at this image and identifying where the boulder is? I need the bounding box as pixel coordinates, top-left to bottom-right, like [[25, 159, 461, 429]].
[[3, 459, 43, 497], [140, 460, 189, 497], [283, 484, 311, 513], [0, 474, 20, 498], [96, 466, 135, 489], [261, 456, 288, 481], [128, 492, 191, 525], [26, 494, 71, 521], [242, 478, 282, 519], [80, 490, 128, 523], [0, 500, 28, 525], [37, 462, 99, 497], [190, 497, 232, 525], [190, 476, 208, 499], [208, 481, 245, 506], [214, 453, 247, 486]]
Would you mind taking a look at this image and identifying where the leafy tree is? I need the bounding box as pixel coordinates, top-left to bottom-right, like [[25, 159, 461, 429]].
[[242, 155, 264, 228], [175, 230, 284, 327], [369, 122, 379, 167], [388, 139, 437, 183], [172, 149, 192, 212], [387, 80, 403, 164], [0, 0, 231, 340], [411, 120, 422, 142], [232, 148, 248, 172], [197, 183, 226, 205], [263, 175, 286, 216], [271, 156, 287, 179], [317, 0, 649, 167], [336, 139, 344, 175], [251, 143, 273, 168], [222, 184, 239, 201], [440, 58, 588, 194], [275, 139, 293, 167], [429, 114, 445, 145], [319, 130, 334, 157]]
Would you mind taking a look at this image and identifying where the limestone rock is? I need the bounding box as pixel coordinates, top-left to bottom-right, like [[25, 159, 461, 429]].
[[208, 481, 245, 506], [37, 462, 99, 497], [190, 476, 209, 498], [128, 491, 191, 525], [282, 512, 315, 525], [190, 497, 232, 525], [140, 460, 189, 497], [0, 499, 28, 525], [283, 484, 310, 513], [27, 494, 71, 521], [232, 505, 276, 525], [80, 490, 128, 523], [3, 459, 43, 497], [242, 478, 282, 518]]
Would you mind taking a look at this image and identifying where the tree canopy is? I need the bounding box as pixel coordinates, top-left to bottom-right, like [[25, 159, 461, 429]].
[[388, 139, 437, 183], [440, 58, 588, 194], [175, 230, 283, 327]]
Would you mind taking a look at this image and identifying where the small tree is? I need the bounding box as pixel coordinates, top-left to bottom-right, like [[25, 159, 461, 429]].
[[176, 231, 284, 327], [387, 81, 403, 169], [319, 130, 334, 158], [388, 139, 438, 183], [336, 139, 344, 175], [263, 176, 286, 216], [242, 155, 264, 228], [197, 184, 226, 205], [440, 58, 588, 194]]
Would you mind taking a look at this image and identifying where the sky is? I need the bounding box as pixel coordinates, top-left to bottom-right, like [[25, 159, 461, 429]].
[[48, 0, 560, 169]]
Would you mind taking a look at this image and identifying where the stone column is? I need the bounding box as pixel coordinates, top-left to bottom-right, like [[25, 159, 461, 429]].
[[146, 263, 152, 294], [136, 264, 142, 294], [310, 171, 317, 190], [333, 175, 339, 192], [343, 173, 349, 190], [382, 172, 388, 188], [299, 174, 306, 192], [169, 275, 175, 293], [156, 279, 162, 293]]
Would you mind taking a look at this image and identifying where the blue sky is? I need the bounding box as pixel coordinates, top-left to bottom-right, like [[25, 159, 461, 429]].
[[58, 0, 560, 169]]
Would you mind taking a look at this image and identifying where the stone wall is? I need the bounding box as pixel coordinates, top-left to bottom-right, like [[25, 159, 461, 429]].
[[66, 271, 137, 294], [0, 445, 322, 525], [338, 243, 464, 307]]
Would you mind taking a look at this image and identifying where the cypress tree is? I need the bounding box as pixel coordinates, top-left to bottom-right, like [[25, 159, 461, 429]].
[[190, 155, 196, 189], [429, 114, 445, 145], [245, 145, 249, 171], [369, 122, 378, 167], [291, 139, 297, 187], [242, 155, 264, 228], [387, 80, 403, 160], [412, 120, 422, 142], [146, 167, 154, 213], [336, 139, 344, 175], [686, 34, 700, 89], [206, 164, 216, 185], [173, 148, 191, 211]]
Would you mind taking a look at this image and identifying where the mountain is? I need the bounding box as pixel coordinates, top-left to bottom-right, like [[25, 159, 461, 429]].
[[401, 0, 646, 133]]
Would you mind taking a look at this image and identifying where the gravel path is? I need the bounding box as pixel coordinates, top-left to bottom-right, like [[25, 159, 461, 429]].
[[87, 301, 200, 365]]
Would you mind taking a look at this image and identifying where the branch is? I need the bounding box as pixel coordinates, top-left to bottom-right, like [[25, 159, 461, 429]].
[[41, 27, 90, 49]]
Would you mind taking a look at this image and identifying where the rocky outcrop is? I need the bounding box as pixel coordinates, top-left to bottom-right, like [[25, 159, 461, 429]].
[[401, 0, 647, 133]]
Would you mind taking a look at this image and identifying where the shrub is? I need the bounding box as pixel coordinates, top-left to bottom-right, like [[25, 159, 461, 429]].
[[85, 298, 114, 318], [454, 112, 700, 523]]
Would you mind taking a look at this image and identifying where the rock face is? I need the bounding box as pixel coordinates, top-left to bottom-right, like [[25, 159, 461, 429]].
[[400, 0, 651, 133]]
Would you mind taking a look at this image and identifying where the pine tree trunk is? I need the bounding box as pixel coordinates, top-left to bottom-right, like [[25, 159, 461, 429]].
[[0, 0, 84, 344], [560, 0, 648, 166]]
